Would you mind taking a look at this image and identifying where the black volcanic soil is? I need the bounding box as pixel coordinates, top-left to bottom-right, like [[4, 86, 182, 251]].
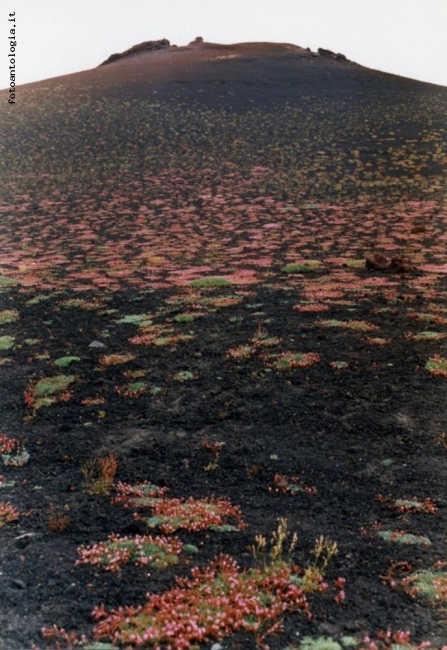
[[2, 282, 447, 650], [1, 42, 447, 650]]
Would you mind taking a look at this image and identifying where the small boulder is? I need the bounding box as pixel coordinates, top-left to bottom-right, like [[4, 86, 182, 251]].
[[410, 225, 426, 235], [365, 252, 391, 271], [89, 340, 105, 348], [389, 255, 417, 273], [365, 252, 417, 273], [189, 36, 204, 46]]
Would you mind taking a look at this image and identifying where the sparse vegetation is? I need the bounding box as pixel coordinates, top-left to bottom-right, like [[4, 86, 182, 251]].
[[188, 277, 232, 288], [1, 37, 447, 650], [0, 335, 15, 350], [0, 501, 19, 527], [81, 453, 118, 495], [282, 262, 324, 274]]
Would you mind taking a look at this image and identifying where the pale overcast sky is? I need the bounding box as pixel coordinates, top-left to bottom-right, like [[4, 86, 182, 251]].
[[2, 0, 447, 89]]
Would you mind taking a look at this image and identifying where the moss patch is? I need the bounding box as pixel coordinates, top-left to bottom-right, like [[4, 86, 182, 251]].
[[54, 356, 81, 367], [0, 336, 15, 350], [188, 277, 232, 288]]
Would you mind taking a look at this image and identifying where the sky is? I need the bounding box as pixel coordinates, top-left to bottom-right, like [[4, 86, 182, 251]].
[[2, 0, 447, 90]]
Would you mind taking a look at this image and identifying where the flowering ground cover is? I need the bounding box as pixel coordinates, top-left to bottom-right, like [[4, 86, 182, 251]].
[[1, 41, 447, 649]]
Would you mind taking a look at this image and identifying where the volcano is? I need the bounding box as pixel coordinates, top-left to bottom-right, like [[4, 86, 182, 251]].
[[1, 39, 447, 650], [15, 38, 446, 106]]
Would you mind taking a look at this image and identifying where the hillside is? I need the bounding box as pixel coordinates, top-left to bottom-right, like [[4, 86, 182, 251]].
[[0, 41, 447, 650]]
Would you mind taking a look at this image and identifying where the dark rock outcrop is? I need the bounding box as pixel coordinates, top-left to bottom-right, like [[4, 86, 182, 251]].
[[189, 36, 204, 46], [100, 39, 171, 66], [318, 48, 349, 61]]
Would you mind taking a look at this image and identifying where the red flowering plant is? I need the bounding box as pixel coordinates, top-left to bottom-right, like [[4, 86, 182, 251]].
[[405, 330, 445, 342], [40, 625, 90, 649], [112, 481, 169, 508], [366, 336, 392, 346], [262, 351, 320, 371], [361, 628, 447, 650], [407, 311, 447, 325], [226, 344, 256, 360], [24, 375, 76, 414], [91, 518, 343, 649], [329, 360, 349, 370], [92, 553, 310, 649], [0, 433, 19, 456], [129, 323, 195, 346], [199, 295, 242, 308], [0, 501, 19, 527], [425, 355, 447, 378], [113, 483, 245, 533], [269, 474, 318, 496], [76, 533, 197, 572], [375, 494, 437, 514], [98, 353, 136, 367], [250, 323, 282, 348], [400, 563, 447, 604], [0, 309, 19, 324], [0, 433, 29, 467], [201, 439, 225, 471], [293, 302, 330, 312], [113, 382, 147, 399], [137, 496, 247, 534], [382, 560, 447, 609], [316, 319, 380, 332], [80, 395, 106, 407], [363, 520, 432, 547]]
